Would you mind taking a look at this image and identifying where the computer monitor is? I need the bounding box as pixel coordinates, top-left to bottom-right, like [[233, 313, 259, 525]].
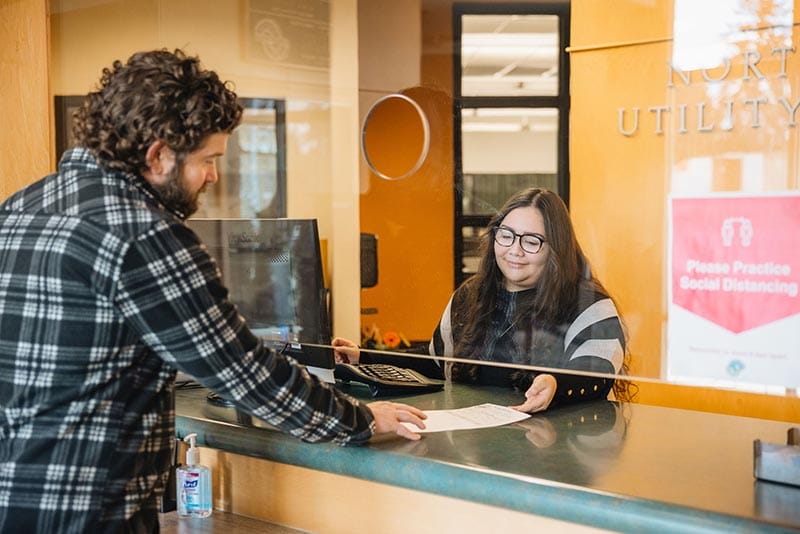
[[187, 218, 331, 346]]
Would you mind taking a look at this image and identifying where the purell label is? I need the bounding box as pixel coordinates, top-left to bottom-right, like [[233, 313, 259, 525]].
[[182, 473, 201, 507]]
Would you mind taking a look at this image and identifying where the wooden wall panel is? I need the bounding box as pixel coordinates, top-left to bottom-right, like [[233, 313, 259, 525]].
[[0, 0, 51, 201], [197, 447, 609, 533]]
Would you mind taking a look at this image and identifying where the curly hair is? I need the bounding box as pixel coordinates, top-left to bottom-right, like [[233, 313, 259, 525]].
[[73, 48, 243, 175]]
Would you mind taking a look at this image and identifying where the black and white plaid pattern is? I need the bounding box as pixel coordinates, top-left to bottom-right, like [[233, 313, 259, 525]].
[[0, 148, 374, 532]]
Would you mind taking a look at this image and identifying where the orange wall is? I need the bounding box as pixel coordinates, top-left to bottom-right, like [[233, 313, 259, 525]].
[[359, 85, 454, 342], [569, 33, 671, 380], [0, 1, 52, 199], [357, 0, 465, 343]]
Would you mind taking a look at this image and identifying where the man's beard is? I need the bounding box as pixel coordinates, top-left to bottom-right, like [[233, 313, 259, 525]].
[[151, 162, 205, 218]]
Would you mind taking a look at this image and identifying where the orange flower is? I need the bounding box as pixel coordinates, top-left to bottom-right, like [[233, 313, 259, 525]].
[[382, 331, 401, 348], [361, 324, 411, 349]]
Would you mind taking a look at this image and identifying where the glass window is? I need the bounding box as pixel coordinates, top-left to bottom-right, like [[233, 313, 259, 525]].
[[461, 107, 558, 216], [197, 99, 286, 219], [461, 14, 559, 97]]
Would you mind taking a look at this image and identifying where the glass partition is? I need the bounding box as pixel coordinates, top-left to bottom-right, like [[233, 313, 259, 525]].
[[45, 0, 800, 415]]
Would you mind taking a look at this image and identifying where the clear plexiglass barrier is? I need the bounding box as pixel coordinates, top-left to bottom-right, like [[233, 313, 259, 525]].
[[43, 0, 800, 411]]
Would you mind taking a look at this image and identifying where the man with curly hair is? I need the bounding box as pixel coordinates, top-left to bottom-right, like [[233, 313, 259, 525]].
[[0, 49, 424, 532]]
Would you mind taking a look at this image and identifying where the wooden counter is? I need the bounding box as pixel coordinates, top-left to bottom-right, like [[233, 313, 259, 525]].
[[174, 382, 799, 533]]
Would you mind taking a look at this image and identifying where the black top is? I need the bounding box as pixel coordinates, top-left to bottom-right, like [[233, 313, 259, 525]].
[[365, 280, 626, 408]]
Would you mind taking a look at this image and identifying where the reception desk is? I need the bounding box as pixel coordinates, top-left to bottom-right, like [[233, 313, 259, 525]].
[[174, 382, 799, 533]]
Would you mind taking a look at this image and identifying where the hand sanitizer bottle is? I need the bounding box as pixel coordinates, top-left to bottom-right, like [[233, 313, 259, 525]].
[[176, 433, 212, 517]]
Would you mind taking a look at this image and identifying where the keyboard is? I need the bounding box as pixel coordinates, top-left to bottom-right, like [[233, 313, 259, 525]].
[[334, 363, 444, 397]]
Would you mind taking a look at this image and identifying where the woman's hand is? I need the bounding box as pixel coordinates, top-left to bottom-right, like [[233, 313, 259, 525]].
[[368, 401, 427, 440], [332, 337, 360, 364], [510, 373, 557, 413]]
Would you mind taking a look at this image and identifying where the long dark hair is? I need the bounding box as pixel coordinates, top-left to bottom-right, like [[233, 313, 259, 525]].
[[451, 188, 635, 401], [73, 48, 243, 175], [454, 188, 598, 359]]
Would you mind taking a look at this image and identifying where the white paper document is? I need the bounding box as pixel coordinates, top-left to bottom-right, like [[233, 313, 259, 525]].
[[402, 403, 530, 433]]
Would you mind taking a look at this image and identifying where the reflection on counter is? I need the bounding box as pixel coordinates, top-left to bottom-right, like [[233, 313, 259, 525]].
[[197, 378, 630, 489], [393, 400, 628, 488]]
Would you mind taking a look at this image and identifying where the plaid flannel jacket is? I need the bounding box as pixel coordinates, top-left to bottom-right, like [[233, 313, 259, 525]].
[[0, 148, 374, 532]]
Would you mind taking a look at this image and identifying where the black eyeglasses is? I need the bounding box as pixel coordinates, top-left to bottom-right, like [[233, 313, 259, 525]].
[[493, 226, 546, 254]]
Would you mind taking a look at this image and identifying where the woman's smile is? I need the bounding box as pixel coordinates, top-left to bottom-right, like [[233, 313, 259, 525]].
[[494, 205, 549, 291]]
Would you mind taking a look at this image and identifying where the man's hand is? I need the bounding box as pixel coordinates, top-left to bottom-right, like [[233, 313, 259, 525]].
[[368, 401, 427, 440], [510, 373, 557, 413]]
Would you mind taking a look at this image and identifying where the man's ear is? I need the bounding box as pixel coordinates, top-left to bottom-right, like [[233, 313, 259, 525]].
[[142, 140, 176, 186]]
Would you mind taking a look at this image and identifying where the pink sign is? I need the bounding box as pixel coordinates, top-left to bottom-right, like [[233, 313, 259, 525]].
[[671, 195, 800, 333]]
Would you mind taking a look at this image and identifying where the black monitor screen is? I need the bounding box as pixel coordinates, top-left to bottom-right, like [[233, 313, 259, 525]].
[[187, 218, 330, 344]]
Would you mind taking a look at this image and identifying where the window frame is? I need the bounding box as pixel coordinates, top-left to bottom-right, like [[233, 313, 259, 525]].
[[452, 1, 571, 287]]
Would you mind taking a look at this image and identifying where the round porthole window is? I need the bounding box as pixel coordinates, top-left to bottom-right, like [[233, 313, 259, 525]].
[[361, 93, 430, 181]]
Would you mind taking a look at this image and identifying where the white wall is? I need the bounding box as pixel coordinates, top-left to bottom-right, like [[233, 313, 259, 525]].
[[462, 130, 557, 174]]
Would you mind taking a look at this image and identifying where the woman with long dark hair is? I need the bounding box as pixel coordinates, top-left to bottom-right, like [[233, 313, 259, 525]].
[[335, 187, 631, 412]]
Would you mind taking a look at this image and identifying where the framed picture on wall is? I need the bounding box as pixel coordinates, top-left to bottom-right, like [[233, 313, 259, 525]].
[[242, 0, 329, 71], [54, 95, 84, 161]]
